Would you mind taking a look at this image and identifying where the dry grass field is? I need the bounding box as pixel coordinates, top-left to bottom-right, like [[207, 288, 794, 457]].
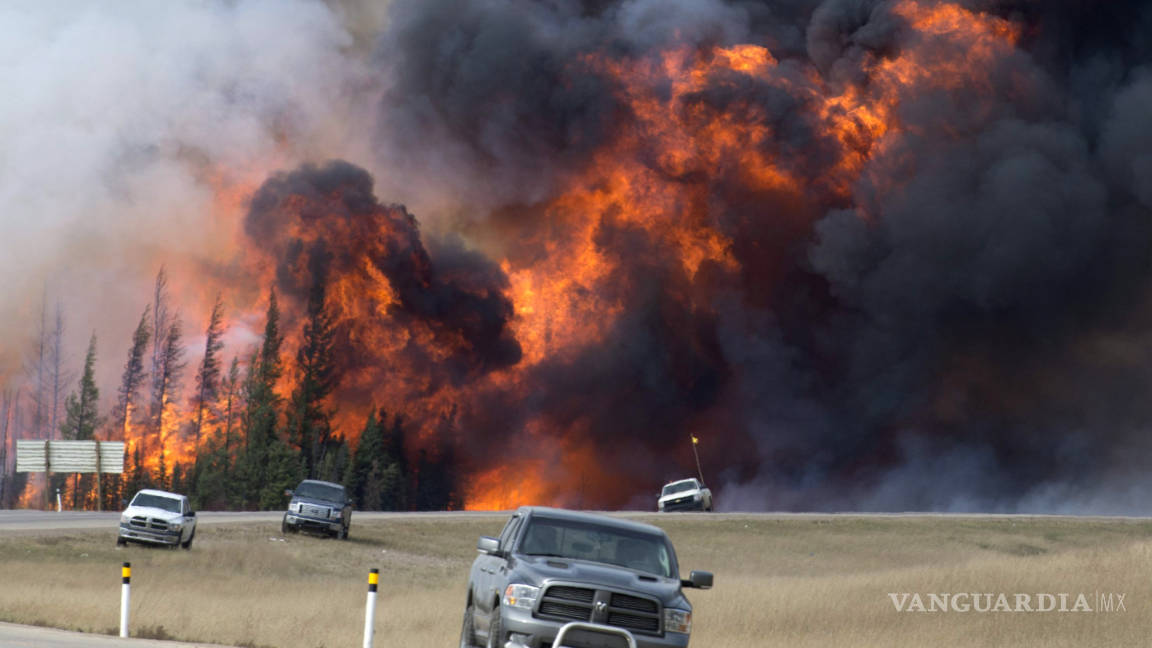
[[0, 513, 1150, 647]]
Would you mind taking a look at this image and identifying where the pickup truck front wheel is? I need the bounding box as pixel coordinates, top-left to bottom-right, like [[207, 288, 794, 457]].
[[459, 600, 478, 648], [486, 606, 503, 648], [181, 531, 195, 549]]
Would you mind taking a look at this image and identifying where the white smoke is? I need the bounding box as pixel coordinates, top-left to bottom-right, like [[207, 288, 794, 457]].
[[0, 0, 377, 389]]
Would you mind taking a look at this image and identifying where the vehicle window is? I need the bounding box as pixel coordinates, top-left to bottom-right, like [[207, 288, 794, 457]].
[[662, 480, 696, 495], [294, 482, 345, 502], [517, 517, 674, 578], [498, 514, 522, 550], [657, 547, 671, 576], [130, 493, 181, 513]]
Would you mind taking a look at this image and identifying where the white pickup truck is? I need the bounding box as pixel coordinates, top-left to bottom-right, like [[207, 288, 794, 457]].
[[658, 478, 713, 512], [117, 489, 197, 549]]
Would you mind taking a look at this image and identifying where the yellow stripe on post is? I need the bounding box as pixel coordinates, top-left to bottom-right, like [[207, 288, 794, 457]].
[[120, 562, 132, 638], [364, 569, 379, 647]]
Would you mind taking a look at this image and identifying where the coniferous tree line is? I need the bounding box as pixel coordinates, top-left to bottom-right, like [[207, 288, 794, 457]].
[[1, 269, 461, 511]]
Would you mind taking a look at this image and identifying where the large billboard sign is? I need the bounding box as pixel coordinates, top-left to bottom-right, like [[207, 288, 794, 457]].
[[15, 440, 125, 474]]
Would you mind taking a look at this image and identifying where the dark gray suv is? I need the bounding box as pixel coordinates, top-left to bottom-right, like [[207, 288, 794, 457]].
[[282, 479, 352, 539], [461, 507, 713, 648]]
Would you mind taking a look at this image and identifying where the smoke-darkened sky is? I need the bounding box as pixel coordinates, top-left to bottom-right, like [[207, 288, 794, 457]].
[[4, 0, 1152, 512]]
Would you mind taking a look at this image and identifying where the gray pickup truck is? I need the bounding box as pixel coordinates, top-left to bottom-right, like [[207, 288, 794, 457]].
[[461, 507, 713, 648], [282, 479, 352, 539]]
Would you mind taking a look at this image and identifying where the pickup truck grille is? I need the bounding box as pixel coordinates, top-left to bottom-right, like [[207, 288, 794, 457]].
[[610, 593, 658, 613], [300, 504, 330, 518], [129, 516, 169, 531], [661, 495, 703, 511], [538, 585, 661, 635], [538, 601, 589, 620]]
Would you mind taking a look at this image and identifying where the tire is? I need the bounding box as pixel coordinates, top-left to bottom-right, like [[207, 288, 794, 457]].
[[281, 514, 295, 534], [459, 600, 478, 648], [181, 530, 195, 549], [116, 536, 127, 547], [486, 604, 503, 648]]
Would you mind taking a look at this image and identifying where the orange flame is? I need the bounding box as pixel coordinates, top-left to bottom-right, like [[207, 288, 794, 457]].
[[16, 1, 1025, 511], [462, 0, 1022, 509]]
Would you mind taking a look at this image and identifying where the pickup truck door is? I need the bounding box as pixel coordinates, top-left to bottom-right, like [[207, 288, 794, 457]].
[[478, 514, 521, 618], [180, 499, 192, 542]]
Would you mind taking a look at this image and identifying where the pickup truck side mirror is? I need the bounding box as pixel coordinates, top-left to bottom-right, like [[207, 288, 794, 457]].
[[284, 489, 294, 497], [681, 570, 713, 589], [477, 536, 501, 555], [188, 511, 196, 517]]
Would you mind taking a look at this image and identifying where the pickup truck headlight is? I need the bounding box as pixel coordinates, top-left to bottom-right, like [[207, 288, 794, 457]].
[[664, 609, 692, 634], [169, 521, 183, 531], [120, 514, 129, 524], [692, 492, 702, 500], [330, 509, 342, 519], [503, 584, 540, 609]]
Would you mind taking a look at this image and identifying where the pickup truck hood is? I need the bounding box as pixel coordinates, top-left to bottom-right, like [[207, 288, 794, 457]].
[[292, 496, 342, 508], [516, 555, 683, 602], [122, 505, 182, 522]]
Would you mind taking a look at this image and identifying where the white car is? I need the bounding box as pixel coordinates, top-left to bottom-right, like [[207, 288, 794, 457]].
[[117, 489, 197, 549], [658, 478, 713, 512]]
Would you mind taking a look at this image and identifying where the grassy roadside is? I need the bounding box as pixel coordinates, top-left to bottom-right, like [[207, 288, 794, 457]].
[[0, 514, 1149, 647]]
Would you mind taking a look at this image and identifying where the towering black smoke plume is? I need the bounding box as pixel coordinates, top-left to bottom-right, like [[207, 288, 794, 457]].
[[368, 0, 1152, 512], [245, 160, 522, 387]]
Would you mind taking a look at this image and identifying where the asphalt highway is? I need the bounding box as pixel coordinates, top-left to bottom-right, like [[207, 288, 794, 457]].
[[3, 509, 1147, 533], [0, 509, 280, 531], [0, 509, 509, 532], [0, 623, 234, 648]]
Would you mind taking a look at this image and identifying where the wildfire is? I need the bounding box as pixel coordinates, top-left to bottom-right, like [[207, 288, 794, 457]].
[[461, 0, 1023, 509], [7, 0, 1032, 512], [16, 473, 45, 509]]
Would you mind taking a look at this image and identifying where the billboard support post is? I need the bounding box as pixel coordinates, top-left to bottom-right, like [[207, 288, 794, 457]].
[[95, 441, 102, 511]]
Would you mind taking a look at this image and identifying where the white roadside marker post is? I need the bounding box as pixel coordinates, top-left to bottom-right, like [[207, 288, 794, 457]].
[[363, 568, 379, 648], [120, 562, 131, 638]]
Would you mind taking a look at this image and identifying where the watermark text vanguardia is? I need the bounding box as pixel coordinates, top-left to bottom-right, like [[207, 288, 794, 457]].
[[888, 592, 1127, 613]]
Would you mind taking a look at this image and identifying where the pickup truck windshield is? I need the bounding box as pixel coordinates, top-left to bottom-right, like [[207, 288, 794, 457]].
[[131, 493, 181, 513], [518, 517, 674, 578], [295, 482, 345, 503], [662, 480, 697, 496]]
